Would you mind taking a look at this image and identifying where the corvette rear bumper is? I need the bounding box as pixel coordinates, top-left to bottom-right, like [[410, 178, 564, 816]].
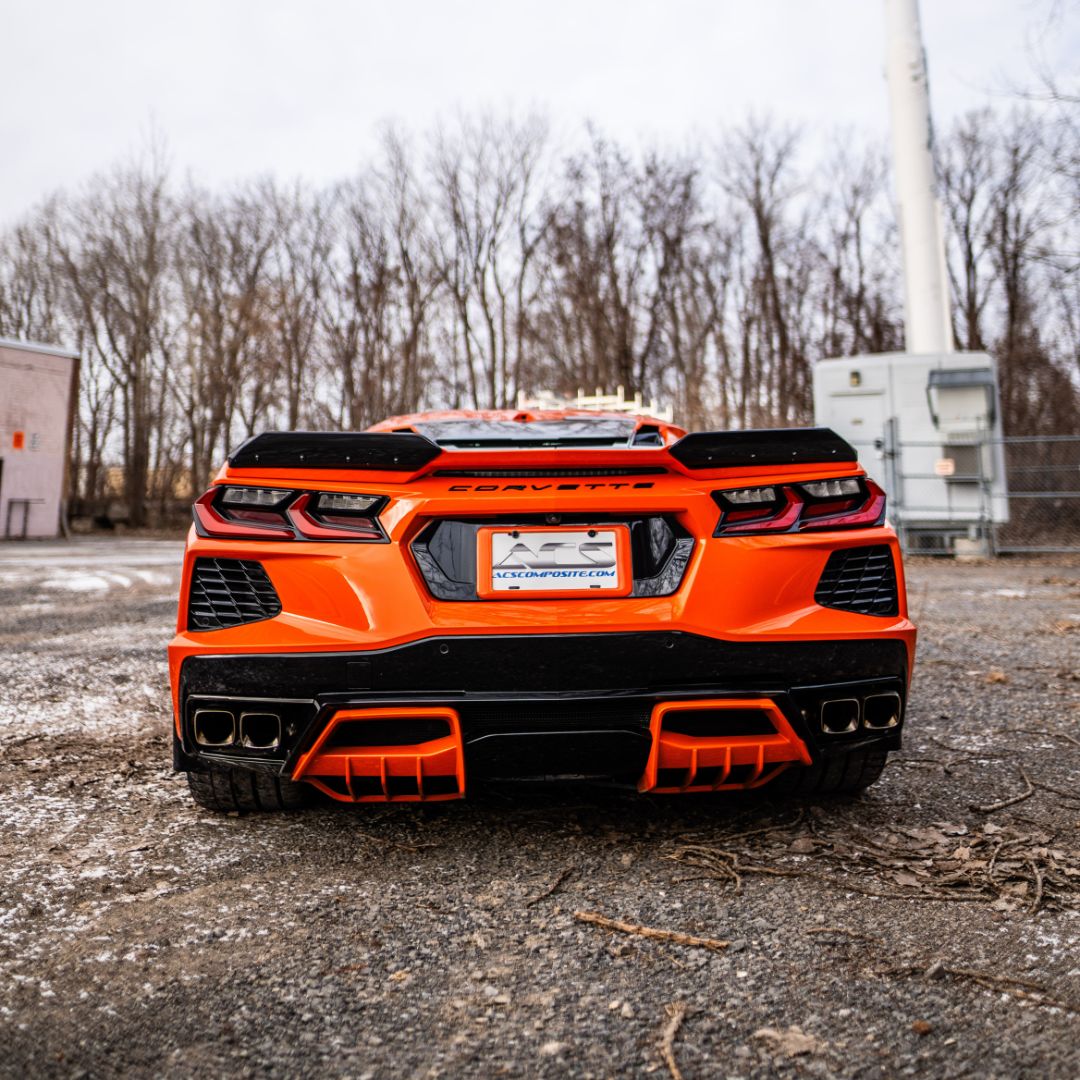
[[174, 631, 910, 793]]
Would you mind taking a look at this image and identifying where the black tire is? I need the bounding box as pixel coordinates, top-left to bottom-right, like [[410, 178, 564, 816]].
[[771, 749, 889, 797], [186, 765, 311, 812]]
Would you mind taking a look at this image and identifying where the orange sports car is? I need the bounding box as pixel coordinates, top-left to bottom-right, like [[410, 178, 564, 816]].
[[168, 410, 916, 811]]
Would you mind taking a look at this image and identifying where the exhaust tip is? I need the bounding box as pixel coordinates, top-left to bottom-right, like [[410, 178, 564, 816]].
[[240, 711, 282, 749], [820, 698, 860, 735], [193, 708, 236, 747], [863, 692, 902, 730]]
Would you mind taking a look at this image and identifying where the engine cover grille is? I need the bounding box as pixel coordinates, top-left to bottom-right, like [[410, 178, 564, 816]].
[[187, 558, 282, 631], [814, 545, 899, 617]]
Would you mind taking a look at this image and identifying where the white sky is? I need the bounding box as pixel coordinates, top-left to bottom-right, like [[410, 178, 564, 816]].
[[2, 0, 1074, 223]]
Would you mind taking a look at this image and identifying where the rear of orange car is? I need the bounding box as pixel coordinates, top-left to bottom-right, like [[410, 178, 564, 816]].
[[168, 411, 916, 811]]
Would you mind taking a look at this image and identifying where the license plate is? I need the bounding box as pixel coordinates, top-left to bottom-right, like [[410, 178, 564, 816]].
[[476, 525, 632, 599]]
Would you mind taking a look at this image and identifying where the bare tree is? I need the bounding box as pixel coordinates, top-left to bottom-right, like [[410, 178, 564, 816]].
[[430, 113, 550, 409], [52, 157, 174, 526], [175, 186, 274, 492]]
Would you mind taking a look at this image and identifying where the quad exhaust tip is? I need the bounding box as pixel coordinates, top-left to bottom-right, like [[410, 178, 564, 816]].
[[192, 708, 282, 749], [240, 711, 282, 749], [193, 708, 236, 747], [819, 692, 903, 734], [863, 692, 902, 730], [820, 698, 860, 734]]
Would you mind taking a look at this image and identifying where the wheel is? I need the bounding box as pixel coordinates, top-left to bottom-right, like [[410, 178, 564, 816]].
[[771, 748, 889, 796], [186, 764, 311, 812]]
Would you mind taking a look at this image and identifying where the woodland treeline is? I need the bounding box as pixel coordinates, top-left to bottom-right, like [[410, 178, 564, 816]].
[[0, 110, 1077, 525]]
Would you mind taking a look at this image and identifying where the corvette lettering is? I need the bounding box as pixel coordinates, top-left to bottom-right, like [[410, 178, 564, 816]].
[[447, 482, 655, 491]]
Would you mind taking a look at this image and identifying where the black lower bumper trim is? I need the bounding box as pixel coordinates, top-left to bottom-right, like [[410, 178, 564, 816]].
[[177, 633, 908, 778], [181, 631, 907, 697]]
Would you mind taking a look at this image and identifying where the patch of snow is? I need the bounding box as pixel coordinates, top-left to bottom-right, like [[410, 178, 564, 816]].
[[40, 574, 111, 592]]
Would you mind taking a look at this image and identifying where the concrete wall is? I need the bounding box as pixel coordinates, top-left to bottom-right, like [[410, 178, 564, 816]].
[[0, 339, 78, 539]]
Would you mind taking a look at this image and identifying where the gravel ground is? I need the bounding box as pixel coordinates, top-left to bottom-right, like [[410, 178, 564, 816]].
[[0, 539, 1077, 1079]]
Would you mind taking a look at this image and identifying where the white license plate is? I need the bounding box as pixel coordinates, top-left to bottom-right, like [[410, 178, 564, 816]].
[[479, 526, 630, 597]]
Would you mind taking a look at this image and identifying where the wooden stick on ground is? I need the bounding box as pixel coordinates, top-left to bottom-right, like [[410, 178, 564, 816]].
[[526, 865, 576, 908], [659, 1002, 688, 1080], [574, 910, 730, 951], [970, 766, 1034, 813]]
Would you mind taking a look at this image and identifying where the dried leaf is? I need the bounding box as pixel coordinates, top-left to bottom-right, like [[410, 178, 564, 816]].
[[753, 1026, 824, 1057], [933, 822, 969, 836]]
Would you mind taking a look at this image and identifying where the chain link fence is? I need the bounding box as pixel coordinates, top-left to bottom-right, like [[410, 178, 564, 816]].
[[852, 433, 1080, 555]]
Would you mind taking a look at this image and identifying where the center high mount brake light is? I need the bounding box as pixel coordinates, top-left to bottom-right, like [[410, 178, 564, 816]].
[[193, 486, 388, 541], [711, 477, 886, 536]]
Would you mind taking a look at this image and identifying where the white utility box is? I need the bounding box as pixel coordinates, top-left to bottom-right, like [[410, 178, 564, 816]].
[[813, 351, 1009, 540]]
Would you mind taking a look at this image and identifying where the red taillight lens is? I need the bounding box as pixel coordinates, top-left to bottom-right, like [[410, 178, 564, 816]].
[[713, 487, 803, 534], [193, 487, 388, 541], [287, 493, 385, 540], [712, 478, 885, 536], [798, 478, 886, 530], [193, 488, 295, 540]]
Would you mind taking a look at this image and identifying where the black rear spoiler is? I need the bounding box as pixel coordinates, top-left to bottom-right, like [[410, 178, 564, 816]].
[[227, 426, 856, 473], [229, 431, 441, 471], [668, 427, 856, 469]]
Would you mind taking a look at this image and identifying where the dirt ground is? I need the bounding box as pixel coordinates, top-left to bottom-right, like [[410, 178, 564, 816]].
[[0, 539, 1077, 1079]]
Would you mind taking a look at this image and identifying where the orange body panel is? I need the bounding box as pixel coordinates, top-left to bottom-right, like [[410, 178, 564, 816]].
[[293, 706, 465, 803], [639, 698, 813, 793]]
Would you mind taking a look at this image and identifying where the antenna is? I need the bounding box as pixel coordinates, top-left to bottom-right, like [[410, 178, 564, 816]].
[[884, 0, 954, 355]]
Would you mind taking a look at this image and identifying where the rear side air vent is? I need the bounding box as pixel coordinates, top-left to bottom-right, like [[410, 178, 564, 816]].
[[814, 545, 899, 617], [187, 558, 282, 631]]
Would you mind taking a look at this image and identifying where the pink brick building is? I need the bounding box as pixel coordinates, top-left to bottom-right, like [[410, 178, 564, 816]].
[[0, 338, 79, 539]]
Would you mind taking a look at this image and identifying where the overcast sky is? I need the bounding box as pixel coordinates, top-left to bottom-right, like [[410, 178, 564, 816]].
[[2, 0, 1073, 224]]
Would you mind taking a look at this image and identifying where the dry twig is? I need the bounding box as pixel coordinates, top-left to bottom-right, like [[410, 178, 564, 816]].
[[1026, 857, 1045, 914], [970, 767, 1035, 813], [526, 865, 575, 908], [574, 911, 729, 952], [804, 926, 879, 941], [659, 1002, 688, 1080], [878, 960, 1079, 1014], [1005, 726, 1080, 748]]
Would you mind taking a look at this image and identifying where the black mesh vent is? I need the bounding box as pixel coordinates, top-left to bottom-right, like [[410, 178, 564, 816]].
[[815, 546, 899, 617], [187, 558, 282, 631]]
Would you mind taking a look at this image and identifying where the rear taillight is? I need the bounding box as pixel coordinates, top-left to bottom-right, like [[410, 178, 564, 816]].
[[712, 477, 886, 536], [193, 486, 388, 542], [287, 492, 384, 540]]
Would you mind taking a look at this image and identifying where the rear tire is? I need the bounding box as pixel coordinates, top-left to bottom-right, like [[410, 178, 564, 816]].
[[186, 765, 311, 812], [771, 749, 888, 797]]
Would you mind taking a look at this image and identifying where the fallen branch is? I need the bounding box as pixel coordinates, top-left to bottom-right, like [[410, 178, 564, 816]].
[[673, 807, 804, 847], [574, 910, 729, 952], [804, 926, 879, 942], [526, 865, 576, 908], [659, 1002, 688, 1080], [929, 735, 1008, 759], [1026, 857, 1045, 915], [970, 767, 1035, 813], [878, 960, 1079, 1014], [1005, 726, 1080, 748]]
